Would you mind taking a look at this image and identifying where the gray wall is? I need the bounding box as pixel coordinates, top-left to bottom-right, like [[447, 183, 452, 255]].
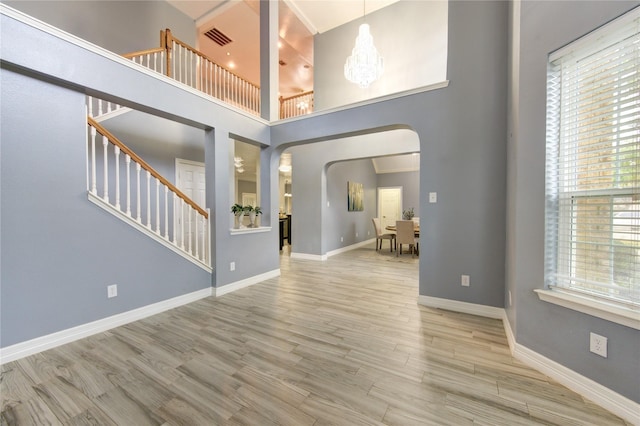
[[0, 68, 211, 346], [377, 171, 420, 218], [274, 1, 507, 310], [1, 7, 276, 347], [3, 0, 637, 406], [285, 130, 420, 256], [4, 0, 196, 54], [506, 0, 640, 402], [324, 159, 378, 252]]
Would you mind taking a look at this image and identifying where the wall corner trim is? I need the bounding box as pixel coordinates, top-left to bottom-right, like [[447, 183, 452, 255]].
[[0, 287, 213, 364], [215, 269, 280, 297]]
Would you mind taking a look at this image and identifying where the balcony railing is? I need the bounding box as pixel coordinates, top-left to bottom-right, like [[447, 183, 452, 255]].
[[279, 91, 314, 119], [124, 29, 314, 120], [124, 29, 261, 116]]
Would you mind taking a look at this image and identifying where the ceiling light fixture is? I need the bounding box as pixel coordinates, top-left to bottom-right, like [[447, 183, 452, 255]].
[[344, 0, 384, 88]]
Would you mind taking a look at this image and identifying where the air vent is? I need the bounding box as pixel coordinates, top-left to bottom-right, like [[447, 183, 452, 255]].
[[204, 28, 232, 46]]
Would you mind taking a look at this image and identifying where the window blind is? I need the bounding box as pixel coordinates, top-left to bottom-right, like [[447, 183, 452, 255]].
[[545, 8, 640, 307]]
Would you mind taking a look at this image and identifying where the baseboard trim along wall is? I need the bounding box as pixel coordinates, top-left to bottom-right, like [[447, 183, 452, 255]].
[[290, 252, 327, 261], [292, 238, 377, 261], [417, 295, 505, 319], [418, 295, 639, 425], [326, 238, 376, 258], [0, 287, 213, 364], [215, 269, 281, 297]]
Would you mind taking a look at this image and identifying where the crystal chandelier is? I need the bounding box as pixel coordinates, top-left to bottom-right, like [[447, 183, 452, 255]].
[[344, 2, 383, 88]]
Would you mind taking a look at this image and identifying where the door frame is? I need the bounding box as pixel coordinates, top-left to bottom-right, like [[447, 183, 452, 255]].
[[174, 158, 206, 250], [377, 186, 403, 230]]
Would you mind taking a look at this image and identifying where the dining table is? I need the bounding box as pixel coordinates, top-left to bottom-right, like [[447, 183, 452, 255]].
[[385, 224, 420, 237]]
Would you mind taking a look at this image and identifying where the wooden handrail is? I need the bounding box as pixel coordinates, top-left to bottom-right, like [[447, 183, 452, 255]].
[[87, 117, 208, 218], [122, 47, 165, 59], [280, 90, 314, 103]]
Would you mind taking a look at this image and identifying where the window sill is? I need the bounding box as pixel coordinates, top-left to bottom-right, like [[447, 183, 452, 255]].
[[229, 226, 271, 235], [535, 289, 640, 330]]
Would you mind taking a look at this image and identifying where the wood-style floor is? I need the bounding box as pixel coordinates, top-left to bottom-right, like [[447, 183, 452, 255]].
[[1, 243, 631, 425]]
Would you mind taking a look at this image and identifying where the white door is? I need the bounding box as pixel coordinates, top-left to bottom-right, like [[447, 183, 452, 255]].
[[175, 159, 206, 255], [378, 187, 402, 230]]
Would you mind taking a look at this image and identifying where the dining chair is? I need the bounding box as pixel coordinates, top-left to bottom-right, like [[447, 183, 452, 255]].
[[395, 220, 418, 257], [372, 218, 396, 252]]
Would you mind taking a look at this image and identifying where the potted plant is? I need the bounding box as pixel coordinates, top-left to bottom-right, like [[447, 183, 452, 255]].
[[403, 207, 415, 220], [231, 203, 244, 228], [249, 206, 262, 227]]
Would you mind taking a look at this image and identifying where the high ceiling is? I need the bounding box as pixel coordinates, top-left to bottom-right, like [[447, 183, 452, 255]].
[[166, 0, 399, 97]]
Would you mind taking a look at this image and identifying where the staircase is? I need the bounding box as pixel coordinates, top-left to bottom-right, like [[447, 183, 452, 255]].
[[122, 29, 313, 119], [86, 105, 211, 271]]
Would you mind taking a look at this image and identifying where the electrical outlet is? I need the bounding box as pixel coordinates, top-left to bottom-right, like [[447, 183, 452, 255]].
[[107, 284, 118, 298], [355, 232, 358, 237], [461, 275, 470, 287], [429, 192, 437, 203], [230, 261, 235, 271], [590, 332, 607, 358]]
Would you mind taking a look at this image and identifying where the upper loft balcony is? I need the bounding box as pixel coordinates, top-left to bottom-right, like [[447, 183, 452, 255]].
[[3, 0, 448, 120]]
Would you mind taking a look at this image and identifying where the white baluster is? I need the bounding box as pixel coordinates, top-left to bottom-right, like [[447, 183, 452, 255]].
[[188, 206, 193, 255], [90, 126, 97, 195], [114, 146, 121, 210], [172, 193, 178, 245], [136, 163, 142, 222], [155, 178, 160, 234], [125, 154, 131, 216], [214, 65, 218, 98], [180, 198, 185, 249], [164, 186, 169, 239], [98, 100, 103, 116], [178, 46, 182, 83], [146, 170, 151, 228], [102, 135, 109, 202], [87, 97, 93, 117], [194, 211, 199, 259], [189, 50, 193, 87], [206, 208, 211, 265]]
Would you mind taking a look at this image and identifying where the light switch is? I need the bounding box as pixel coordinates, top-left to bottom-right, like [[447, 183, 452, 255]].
[[429, 192, 437, 203]]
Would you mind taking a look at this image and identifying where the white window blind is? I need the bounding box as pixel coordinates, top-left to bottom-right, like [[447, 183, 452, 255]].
[[545, 8, 640, 308]]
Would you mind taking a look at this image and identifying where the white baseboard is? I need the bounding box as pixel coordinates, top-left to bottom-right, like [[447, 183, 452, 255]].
[[326, 238, 376, 257], [215, 269, 280, 297], [502, 310, 516, 355], [513, 342, 640, 425], [417, 295, 505, 319], [418, 296, 639, 425], [0, 287, 213, 364], [292, 238, 376, 261], [290, 252, 327, 261]]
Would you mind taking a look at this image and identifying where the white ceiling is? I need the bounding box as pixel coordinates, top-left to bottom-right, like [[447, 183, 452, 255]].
[[167, 0, 399, 34]]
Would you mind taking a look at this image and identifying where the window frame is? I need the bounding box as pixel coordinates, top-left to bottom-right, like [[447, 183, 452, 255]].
[[540, 7, 640, 329]]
